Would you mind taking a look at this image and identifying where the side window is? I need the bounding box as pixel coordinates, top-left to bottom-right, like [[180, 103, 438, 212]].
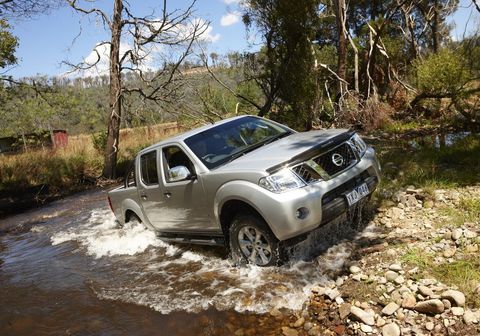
[[125, 162, 136, 188], [140, 151, 159, 185], [162, 146, 195, 182]]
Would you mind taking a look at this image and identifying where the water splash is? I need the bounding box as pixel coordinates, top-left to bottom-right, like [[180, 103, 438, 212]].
[[49, 207, 372, 314]]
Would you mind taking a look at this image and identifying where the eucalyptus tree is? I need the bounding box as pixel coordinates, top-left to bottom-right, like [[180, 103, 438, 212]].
[[67, 0, 208, 178]]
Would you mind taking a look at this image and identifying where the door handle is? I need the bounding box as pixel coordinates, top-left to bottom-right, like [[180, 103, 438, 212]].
[[140, 194, 147, 200], [164, 192, 172, 199]]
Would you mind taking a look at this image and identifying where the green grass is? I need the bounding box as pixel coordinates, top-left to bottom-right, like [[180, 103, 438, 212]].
[[381, 120, 429, 133], [437, 197, 480, 227], [401, 248, 435, 270], [375, 134, 480, 204], [432, 259, 480, 307], [400, 248, 480, 307]]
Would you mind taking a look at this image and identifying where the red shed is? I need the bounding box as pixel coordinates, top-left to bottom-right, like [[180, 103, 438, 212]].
[[51, 130, 68, 148]]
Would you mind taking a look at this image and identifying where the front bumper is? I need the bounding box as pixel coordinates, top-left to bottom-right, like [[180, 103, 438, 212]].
[[261, 148, 381, 241]]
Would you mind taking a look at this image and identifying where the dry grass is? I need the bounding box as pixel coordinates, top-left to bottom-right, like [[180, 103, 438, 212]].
[[0, 122, 183, 192]]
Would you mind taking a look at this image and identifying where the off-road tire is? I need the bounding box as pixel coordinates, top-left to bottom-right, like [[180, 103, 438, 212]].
[[229, 214, 281, 267]]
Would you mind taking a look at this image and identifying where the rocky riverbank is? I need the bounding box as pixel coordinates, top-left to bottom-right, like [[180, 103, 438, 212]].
[[276, 185, 480, 336]]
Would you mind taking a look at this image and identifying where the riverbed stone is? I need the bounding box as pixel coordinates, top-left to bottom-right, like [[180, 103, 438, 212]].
[[339, 303, 351, 319], [382, 323, 400, 336], [464, 229, 478, 239], [401, 293, 416, 309], [350, 306, 375, 325], [389, 264, 402, 272], [282, 326, 298, 336], [463, 310, 478, 324], [382, 302, 400, 316], [414, 299, 445, 314], [385, 271, 398, 282], [425, 321, 434, 331], [452, 229, 463, 240], [451, 307, 464, 316], [360, 324, 373, 333], [441, 290, 466, 307], [350, 265, 361, 274], [293, 317, 305, 328], [418, 285, 434, 297], [443, 247, 456, 258]]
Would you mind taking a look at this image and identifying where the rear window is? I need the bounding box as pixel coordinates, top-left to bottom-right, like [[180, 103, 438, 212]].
[[140, 151, 159, 185]]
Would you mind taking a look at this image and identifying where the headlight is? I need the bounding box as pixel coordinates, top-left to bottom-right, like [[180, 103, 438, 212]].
[[350, 133, 367, 157], [259, 169, 306, 193]]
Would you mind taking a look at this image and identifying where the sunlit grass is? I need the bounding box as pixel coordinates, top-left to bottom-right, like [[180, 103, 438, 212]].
[[375, 134, 480, 204], [0, 122, 183, 192]]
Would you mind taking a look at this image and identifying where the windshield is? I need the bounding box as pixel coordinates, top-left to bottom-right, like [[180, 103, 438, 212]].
[[184, 116, 293, 169]]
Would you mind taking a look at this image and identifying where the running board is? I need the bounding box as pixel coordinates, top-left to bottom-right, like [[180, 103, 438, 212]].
[[156, 233, 225, 246]]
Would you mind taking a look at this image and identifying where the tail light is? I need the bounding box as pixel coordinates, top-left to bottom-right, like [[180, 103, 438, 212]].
[[107, 196, 114, 213]]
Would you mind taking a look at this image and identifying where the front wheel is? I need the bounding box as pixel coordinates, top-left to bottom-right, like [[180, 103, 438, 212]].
[[229, 214, 281, 267]]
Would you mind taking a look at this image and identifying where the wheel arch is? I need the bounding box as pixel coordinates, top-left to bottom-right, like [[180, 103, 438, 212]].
[[219, 199, 268, 245]]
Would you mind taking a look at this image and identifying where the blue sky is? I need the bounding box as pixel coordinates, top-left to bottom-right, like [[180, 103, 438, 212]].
[[5, 0, 479, 79]]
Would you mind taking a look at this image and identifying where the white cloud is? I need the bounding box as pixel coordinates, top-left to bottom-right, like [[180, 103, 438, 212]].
[[221, 12, 241, 26], [224, 0, 240, 4], [64, 18, 220, 78]]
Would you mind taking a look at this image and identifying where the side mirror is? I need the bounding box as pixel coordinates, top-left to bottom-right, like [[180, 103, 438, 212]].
[[168, 165, 196, 182]]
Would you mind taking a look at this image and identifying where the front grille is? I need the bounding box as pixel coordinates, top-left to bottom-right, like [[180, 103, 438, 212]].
[[292, 164, 318, 183], [312, 142, 356, 176]]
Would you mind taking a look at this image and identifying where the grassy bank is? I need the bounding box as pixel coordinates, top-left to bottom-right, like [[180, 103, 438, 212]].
[[373, 133, 480, 203], [0, 122, 182, 216]]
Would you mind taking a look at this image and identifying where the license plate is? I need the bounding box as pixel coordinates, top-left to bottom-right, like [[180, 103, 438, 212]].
[[345, 183, 369, 206]]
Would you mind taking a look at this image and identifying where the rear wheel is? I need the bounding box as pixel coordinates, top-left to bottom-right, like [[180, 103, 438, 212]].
[[229, 214, 281, 266]]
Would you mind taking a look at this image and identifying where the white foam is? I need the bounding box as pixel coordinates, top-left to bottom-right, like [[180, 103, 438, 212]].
[[47, 207, 375, 315], [51, 209, 163, 258]]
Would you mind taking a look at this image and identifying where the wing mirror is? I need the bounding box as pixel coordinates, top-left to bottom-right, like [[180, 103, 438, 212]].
[[168, 166, 196, 182]]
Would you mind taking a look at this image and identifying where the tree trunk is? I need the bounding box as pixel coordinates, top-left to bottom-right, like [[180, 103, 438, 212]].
[[102, 0, 123, 179], [432, 0, 440, 53], [334, 0, 347, 95]]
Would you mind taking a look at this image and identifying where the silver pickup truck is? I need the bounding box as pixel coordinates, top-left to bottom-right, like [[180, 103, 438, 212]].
[[108, 115, 381, 266]]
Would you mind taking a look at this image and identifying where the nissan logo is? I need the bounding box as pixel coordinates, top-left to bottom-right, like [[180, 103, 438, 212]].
[[331, 153, 344, 167]]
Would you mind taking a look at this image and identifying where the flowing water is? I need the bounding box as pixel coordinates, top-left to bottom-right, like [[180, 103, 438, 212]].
[[0, 188, 376, 335]]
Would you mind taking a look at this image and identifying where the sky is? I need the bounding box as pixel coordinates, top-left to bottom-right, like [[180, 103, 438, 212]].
[[4, 0, 480, 79]]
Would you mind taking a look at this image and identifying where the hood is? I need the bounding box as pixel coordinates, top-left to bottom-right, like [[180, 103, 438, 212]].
[[215, 129, 352, 172]]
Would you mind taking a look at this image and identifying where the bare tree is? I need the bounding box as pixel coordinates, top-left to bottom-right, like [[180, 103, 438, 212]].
[[67, 0, 208, 178], [0, 0, 62, 18], [333, 0, 348, 95]]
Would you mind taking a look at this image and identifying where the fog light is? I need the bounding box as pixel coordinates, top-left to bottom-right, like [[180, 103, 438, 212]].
[[295, 207, 309, 219]]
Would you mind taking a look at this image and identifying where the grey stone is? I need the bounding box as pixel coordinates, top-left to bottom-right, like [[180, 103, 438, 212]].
[[350, 306, 375, 325], [425, 321, 434, 331], [350, 265, 361, 274], [382, 323, 400, 336], [325, 288, 340, 300], [418, 285, 434, 297], [389, 264, 402, 271], [382, 302, 400, 316], [385, 271, 399, 282], [443, 247, 456, 258], [361, 324, 373, 333], [414, 299, 445, 314], [293, 317, 305, 328], [451, 307, 464, 316], [339, 303, 351, 319], [452, 229, 463, 240], [464, 229, 477, 239], [281, 326, 298, 336], [401, 293, 416, 309], [394, 275, 405, 285], [441, 290, 466, 307], [463, 310, 478, 324]]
